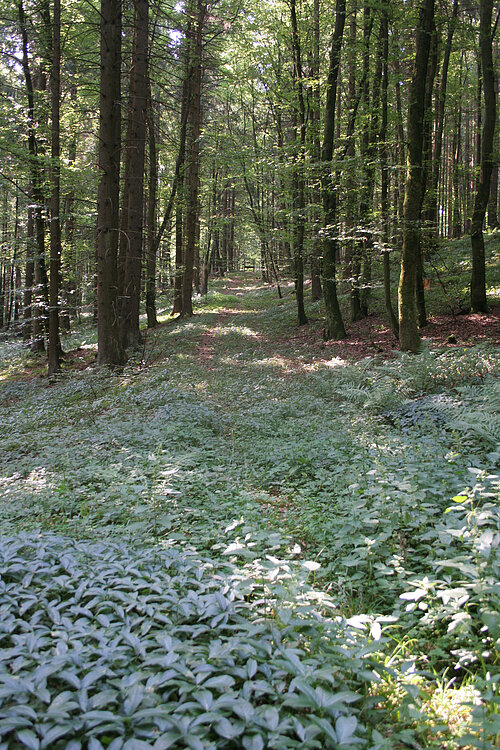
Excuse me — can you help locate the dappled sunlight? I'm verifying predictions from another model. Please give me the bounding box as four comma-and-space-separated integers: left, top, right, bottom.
305, 356, 349, 370
222, 351, 349, 376
252, 355, 301, 372
423, 680, 482, 736
1, 274, 500, 746
215, 324, 262, 339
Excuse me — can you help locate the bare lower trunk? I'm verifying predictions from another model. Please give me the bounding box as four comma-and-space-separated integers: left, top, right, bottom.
119, 0, 148, 348
471, 0, 496, 312
96, 0, 126, 367
398, 0, 435, 352
146, 98, 158, 328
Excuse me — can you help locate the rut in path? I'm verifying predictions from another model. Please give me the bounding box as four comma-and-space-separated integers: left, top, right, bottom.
194, 274, 253, 370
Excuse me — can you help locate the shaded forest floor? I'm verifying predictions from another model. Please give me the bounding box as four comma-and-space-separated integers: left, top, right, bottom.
1, 238, 500, 748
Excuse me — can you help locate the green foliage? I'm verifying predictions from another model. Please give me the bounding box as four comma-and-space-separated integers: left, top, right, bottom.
0, 534, 377, 749
1, 278, 500, 746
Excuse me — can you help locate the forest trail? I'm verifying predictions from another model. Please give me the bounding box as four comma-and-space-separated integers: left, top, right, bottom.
195, 276, 246, 369
194, 274, 267, 371
0, 275, 499, 745
193, 272, 500, 369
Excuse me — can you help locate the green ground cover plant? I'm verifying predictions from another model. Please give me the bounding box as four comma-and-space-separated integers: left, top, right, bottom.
1, 239, 500, 747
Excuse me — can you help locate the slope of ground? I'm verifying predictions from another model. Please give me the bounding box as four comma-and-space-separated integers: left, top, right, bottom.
0, 270, 499, 748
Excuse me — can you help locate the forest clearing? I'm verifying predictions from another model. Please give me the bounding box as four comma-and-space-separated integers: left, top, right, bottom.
1, 241, 500, 748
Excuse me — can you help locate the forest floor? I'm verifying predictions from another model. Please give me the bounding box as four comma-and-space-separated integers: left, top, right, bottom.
1, 240, 500, 748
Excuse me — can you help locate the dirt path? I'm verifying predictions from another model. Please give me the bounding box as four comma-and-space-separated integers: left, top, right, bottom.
195, 274, 250, 369
197, 274, 500, 377
196, 311, 232, 370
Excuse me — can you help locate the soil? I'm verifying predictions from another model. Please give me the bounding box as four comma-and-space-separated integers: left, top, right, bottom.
219, 274, 500, 365
10, 275, 500, 381
275, 306, 500, 364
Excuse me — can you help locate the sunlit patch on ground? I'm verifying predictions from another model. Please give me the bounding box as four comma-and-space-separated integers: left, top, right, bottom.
1, 269, 500, 745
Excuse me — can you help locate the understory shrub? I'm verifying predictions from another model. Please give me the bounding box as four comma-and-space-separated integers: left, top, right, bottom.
0, 534, 385, 749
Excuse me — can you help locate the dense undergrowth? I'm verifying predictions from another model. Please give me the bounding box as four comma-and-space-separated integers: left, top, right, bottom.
1, 238, 500, 748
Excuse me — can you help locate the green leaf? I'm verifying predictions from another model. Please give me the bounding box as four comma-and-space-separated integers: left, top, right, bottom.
16, 732, 40, 750
335, 716, 358, 744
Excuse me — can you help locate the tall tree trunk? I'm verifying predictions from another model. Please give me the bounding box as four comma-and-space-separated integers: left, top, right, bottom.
321, 0, 347, 341
181, 0, 206, 317
63, 83, 79, 331
310, 0, 322, 300
172, 189, 184, 314
379, 6, 398, 336
146, 97, 158, 328
415, 19, 438, 329
398, 0, 435, 352
359, 3, 374, 318
119, 0, 149, 348
489, 164, 499, 228
48, 0, 61, 375
19, 0, 47, 352
426, 0, 459, 235
96, 0, 126, 366
345, 3, 361, 322
452, 102, 462, 237
290, 0, 308, 326
171, 26, 192, 316
23, 206, 34, 342
470, 0, 496, 312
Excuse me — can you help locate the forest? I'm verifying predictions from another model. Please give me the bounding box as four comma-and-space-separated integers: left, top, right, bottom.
0, 0, 499, 745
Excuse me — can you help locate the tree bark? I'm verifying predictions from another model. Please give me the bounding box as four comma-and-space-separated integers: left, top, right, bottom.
321, 0, 347, 341
310, 0, 322, 300
290, 0, 308, 326
415, 20, 438, 329
470, 0, 496, 312
359, 4, 374, 318
23, 206, 34, 342
96, 0, 126, 366
398, 0, 435, 352
181, 0, 206, 317
146, 97, 158, 328
48, 0, 61, 375
18, 0, 47, 353
118, 0, 149, 348
171, 25, 192, 316
379, 6, 398, 336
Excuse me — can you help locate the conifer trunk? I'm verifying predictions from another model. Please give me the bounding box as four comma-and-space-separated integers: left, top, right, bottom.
181, 0, 206, 317
321, 0, 346, 341
96, 0, 126, 366
398, 0, 435, 352
470, 0, 496, 312
118, 0, 149, 348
